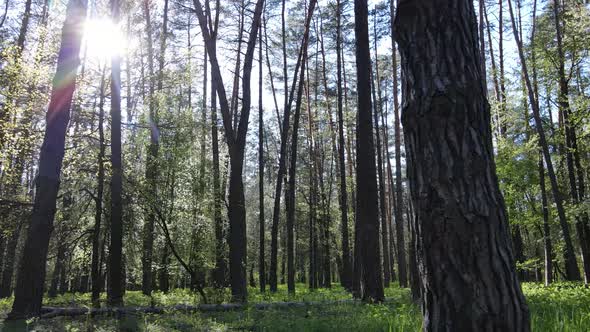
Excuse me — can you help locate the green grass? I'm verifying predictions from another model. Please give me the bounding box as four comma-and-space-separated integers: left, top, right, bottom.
0, 282, 589, 331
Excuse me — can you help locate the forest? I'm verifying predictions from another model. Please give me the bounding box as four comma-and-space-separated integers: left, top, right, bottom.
0, 0, 589, 331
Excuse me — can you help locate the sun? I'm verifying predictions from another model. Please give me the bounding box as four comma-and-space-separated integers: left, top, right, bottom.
83, 18, 126, 61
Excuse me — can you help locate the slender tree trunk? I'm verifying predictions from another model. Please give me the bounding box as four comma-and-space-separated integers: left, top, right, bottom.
539, 151, 553, 285
142, 0, 157, 296
354, 0, 384, 303
91, 68, 107, 307
389, 0, 407, 288
108, 0, 124, 307
193, 0, 265, 302
394, 0, 530, 329
286, 48, 308, 294
498, 0, 507, 136
258, 13, 266, 293
552, 0, 590, 283
507, 0, 580, 281
0, 220, 23, 298
372, 12, 390, 288
269, 0, 316, 292
335, 0, 352, 292
8, 0, 87, 319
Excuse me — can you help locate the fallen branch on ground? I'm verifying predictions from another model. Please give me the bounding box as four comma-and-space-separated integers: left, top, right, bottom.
38, 298, 395, 319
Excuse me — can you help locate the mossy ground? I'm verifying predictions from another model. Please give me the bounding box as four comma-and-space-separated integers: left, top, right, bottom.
0, 282, 588, 331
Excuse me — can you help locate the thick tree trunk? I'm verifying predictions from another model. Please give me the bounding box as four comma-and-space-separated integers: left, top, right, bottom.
8, 0, 87, 319
354, 0, 384, 303
394, 0, 530, 330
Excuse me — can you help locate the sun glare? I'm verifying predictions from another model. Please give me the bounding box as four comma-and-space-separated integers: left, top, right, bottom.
83, 18, 126, 61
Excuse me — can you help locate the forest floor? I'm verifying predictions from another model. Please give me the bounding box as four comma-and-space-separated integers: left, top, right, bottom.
0, 282, 588, 331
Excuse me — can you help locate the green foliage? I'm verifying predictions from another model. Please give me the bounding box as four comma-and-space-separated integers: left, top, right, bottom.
1, 283, 590, 331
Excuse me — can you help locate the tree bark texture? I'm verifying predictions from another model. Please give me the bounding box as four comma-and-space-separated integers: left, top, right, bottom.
394, 0, 530, 330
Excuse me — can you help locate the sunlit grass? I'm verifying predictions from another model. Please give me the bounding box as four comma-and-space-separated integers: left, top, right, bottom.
1, 282, 589, 331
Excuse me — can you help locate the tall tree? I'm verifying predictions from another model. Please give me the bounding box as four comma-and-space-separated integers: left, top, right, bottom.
91, 68, 107, 306
389, 0, 407, 288
353, 0, 383, 303
193, 0, 265, 302
141, 0, 158, 296
507, 0, 580, 281
258, 9, 266, 293
393, 0, 530, 329
108, 0, 124, 306
336, 0, 352, 291
7, 0, 88, 318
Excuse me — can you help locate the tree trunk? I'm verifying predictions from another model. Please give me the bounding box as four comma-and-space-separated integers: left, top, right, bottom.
538, 151, 553, 286
506, 0, 580, 281
91, 68, 107, 307
552, 0, 590, 283
354, 0, 384, 303
390, 0, 408, 289
193, 0, 265, 302
0, 220, 23, 298
269, 0, 316, 292
371, 14, 390, 288
8, 0, 87, 319
394, 0, 530, 330
336, 0, 352, 292
258, 14, 266, 293
141, 0, 157, 296
108, 0, 124, 307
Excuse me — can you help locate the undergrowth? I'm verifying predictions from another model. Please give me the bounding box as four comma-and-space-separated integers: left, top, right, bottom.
0, 282, 588, 331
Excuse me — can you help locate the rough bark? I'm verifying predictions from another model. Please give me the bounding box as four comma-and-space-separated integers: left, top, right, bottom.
394, 0, 530, 330
7, 0, 87, 319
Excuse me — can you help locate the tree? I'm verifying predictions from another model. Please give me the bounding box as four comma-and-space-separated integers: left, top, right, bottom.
192, 0, 265, 302
258, 8, 266, 293
393, 0, 530, 329
506, 0, 580, 281
389, 0, 407, 288
108, 0, 124, 306
336, 0, 352, 291
353, 0, 383, 303
8, 0, 88, 319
